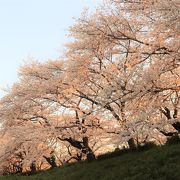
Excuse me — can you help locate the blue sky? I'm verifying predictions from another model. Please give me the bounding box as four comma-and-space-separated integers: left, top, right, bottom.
0, 0, 101, 97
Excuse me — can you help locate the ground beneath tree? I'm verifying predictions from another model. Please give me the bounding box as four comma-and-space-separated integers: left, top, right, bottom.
1, 143, 180, 180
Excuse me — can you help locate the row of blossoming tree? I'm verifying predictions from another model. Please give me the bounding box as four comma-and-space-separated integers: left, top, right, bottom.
0, 0, 179, 175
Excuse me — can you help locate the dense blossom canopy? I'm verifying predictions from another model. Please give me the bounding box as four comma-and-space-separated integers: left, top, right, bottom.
0, 0, 179, 175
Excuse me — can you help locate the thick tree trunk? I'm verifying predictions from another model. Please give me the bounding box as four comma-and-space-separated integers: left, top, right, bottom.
82, 137, 96, 161
43, 155, 57, 169
128, 138, 137, 150
81, 148, 96, 161
59, 136, 95, 161
86, 151, 96, 161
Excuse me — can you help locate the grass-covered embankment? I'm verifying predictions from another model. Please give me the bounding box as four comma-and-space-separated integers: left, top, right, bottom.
1, 143, 180, 180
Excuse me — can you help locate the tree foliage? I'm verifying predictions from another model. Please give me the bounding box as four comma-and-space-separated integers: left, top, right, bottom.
0, 0, 179, 175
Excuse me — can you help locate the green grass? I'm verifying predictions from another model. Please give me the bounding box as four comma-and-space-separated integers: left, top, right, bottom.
1, 143, 180, 180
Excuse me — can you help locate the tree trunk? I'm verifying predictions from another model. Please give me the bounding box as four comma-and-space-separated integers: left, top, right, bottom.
172, 122, 180, 133
30, 160, 36, 174
86, 151, 96, 161
43, 155, 57, 169
160, 107, 180, 133
128, 138, 137, 150
82, 137, 96, 161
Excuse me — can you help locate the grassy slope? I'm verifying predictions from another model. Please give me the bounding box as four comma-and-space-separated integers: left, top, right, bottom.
1, 143, 180, 180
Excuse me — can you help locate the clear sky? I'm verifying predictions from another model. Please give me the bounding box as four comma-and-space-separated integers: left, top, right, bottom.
0, 0, 101, 97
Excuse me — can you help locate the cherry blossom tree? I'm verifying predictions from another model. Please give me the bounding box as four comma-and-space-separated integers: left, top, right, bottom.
0, 0, 179, 174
